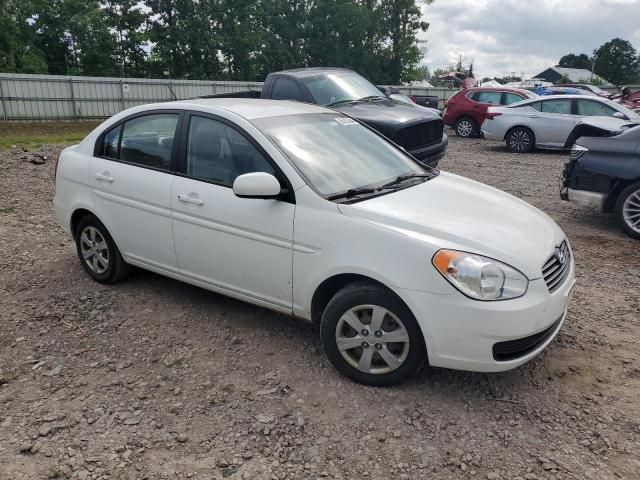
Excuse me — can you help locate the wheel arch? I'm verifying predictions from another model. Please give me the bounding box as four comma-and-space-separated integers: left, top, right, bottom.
504, 124, 536, 144
606, 177, 640, 213
310, 274, 408, 327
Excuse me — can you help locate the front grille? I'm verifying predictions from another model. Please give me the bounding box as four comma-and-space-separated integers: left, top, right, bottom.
542, 241, 571, 293
492, 315, 563, 361
396, 120, 443, 151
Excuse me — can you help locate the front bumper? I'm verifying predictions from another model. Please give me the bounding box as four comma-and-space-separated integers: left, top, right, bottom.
410, 134, 448, 168
395, 259, 575, 372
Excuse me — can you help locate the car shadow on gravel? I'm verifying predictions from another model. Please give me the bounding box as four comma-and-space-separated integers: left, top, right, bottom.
121, 267, 540, 400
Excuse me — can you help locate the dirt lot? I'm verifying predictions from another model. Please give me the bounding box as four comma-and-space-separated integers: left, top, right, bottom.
1, 131, 639, 480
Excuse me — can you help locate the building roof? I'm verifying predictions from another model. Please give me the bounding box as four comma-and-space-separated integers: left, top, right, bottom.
535, 67, 610, 85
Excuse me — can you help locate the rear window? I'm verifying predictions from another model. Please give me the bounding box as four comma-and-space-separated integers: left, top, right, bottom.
96, 113, 179, 170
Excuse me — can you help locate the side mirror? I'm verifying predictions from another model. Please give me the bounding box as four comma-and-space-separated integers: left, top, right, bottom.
232, 172, 282, 199
612, 111, 627, 120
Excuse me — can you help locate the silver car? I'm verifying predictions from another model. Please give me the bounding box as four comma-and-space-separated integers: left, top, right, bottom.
481, 95, 640, 153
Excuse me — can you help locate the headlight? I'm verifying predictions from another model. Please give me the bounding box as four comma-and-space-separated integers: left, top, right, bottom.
432, 250, 528, 301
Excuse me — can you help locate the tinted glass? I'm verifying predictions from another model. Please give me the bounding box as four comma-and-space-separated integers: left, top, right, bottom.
475, 92, 502, 104
120, 114, 179, 169
254, 113, 426, 197
541, 99, 572, 114
302, 72, 384, 106
577, 100, 616, 116
272, 78, 305, 101
101, 125, 121, 158
503, 92, 525, 105
187, 116, 275, 187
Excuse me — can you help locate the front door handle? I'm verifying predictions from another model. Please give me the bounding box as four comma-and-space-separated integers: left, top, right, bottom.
95, 172, 114, 183
178, 194, 204, 206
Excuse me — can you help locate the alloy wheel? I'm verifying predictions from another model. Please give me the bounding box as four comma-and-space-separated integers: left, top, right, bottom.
622, 189, 640, 234
79, 226, 110, 274
509, 129, 532, 152
334, 305, 410, 375
457, 120, 473, 137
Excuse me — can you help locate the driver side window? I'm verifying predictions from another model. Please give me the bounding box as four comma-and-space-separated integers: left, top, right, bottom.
186, 116, 275, 187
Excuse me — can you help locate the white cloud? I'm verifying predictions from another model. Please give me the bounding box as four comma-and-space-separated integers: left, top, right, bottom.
419, 0, 640, 79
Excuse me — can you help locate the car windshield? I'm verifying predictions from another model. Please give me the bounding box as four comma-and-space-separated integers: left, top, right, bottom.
253, 113, 431, 198
302, 72, 385, 106
589, 85, 605, 94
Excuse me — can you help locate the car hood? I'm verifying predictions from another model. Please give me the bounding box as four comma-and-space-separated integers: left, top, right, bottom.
338, 172, 566, 279
333, 98, 441, 134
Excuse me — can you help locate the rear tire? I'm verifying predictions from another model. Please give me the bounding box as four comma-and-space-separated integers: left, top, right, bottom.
506, 126, 535, 153
615, 182, 640, 240
320, 282, 427, 386
455, 117, 476, 138
74, 215, 131, 283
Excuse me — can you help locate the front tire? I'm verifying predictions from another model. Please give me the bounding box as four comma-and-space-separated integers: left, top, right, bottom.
74, 215, 131, 283
615, 182, 640, 240
506, 126, 535, 153
455, 117, 476, 138
320, 282, 427, 386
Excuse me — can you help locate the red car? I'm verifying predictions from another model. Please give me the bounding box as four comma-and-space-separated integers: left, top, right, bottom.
444, 87, 537, 137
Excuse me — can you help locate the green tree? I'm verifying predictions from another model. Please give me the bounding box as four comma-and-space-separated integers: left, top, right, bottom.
103, 0, 148, 77
558, 53, 592, 70
594, 38, 640, 85
0, 0, 48, 73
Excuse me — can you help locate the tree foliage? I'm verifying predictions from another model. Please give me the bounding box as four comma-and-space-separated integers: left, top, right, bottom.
558, 38, 640, 85
0, 0, 434, 83
594, 38, 640, 85
558, 53, 591, 70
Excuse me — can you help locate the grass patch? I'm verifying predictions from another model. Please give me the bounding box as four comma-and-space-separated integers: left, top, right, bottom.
0, 207, 16, 214
0, 121, 100, 151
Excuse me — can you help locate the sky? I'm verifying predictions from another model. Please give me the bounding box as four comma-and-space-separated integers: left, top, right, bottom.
419, 0, 640, 79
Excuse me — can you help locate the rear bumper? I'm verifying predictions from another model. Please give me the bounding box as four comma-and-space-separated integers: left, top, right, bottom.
410, 134, 448, 168
480, 128, 502, 141
565, 188, 607, 211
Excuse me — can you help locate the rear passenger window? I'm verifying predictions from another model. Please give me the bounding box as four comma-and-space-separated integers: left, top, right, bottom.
186, 116, 275, 187
503, 93, 524, 105
475, 92, 502, 104
272, 78, 305, 101
100, 125, 121, 158
541, 99, 572, 114
119, 114, 179, 170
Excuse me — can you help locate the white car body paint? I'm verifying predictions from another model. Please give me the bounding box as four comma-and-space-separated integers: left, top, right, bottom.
54, 98, 575, 373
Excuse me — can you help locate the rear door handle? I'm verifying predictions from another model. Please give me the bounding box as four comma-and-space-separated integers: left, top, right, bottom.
95, 172, 114, 183
530, 115, 540, 118
178, 194, 204, 206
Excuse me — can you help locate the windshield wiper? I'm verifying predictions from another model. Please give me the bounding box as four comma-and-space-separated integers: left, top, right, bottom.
326, 99, 358, 107
379, 173, 433, 190
357, 95, 386, 102
326, 187, 377, 201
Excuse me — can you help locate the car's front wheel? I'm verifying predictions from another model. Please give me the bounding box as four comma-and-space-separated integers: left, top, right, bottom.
320, 282, 427, 386
455, 117, 476, 138
74, 214, 131, 283
616, 182, 640, 240
506, 126, 535, 153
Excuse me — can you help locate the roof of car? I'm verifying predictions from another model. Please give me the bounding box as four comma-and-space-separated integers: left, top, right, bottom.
177, 98, 330, 119
272, 67, 355, 78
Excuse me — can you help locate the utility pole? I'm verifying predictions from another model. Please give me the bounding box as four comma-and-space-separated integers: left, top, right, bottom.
591, 52, 598, 83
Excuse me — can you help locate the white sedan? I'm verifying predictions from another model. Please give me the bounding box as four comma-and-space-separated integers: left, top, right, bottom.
481, 95, 640, 153
54, 99, 575, 386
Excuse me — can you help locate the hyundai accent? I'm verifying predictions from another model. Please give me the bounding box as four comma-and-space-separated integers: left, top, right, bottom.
54, 99, 575, 386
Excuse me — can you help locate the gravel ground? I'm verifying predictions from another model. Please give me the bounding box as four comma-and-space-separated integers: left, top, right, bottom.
1, 131, 639, 480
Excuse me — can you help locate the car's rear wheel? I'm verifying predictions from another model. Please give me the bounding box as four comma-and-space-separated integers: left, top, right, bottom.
455, 117, 476, 138
74, 215, 131, 283
506, 126, 535, 153
615, 182, 640, 240
320, 282, 426, 386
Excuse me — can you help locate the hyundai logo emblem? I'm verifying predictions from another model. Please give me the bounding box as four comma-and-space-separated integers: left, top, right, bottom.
555, 244, 567, 265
